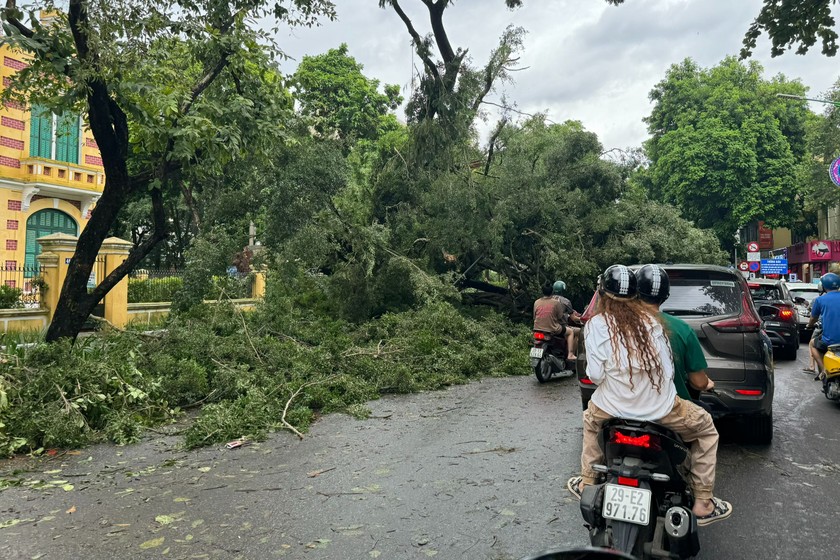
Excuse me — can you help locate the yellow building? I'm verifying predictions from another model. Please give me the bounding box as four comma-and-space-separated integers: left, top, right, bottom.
0, 43, 104, 293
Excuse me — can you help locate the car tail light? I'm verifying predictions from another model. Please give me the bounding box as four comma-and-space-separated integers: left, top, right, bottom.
611, 431, 661, 450
710, 290, 761, 333
735, 389, 763, 396
580, 377, 594, 385
776, 306, 795, 321
618, 476, 640, 487
533, 332, 546, 341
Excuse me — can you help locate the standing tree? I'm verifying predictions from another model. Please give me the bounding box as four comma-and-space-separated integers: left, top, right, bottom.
292, 44, 403, 143
0, 0, 335, 341
641, 57, 809, 248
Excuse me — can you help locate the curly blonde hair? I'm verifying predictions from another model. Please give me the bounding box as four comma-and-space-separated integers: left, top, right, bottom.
595, 294, 668, 392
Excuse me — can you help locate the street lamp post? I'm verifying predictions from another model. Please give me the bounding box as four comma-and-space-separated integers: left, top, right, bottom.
776, 93, 840, 107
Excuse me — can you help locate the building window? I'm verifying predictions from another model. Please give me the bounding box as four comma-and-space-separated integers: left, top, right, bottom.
29, 105, 80, 164
24, 209, 77, 276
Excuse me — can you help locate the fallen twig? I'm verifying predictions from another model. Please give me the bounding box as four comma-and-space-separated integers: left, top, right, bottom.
281, 376, 337, 440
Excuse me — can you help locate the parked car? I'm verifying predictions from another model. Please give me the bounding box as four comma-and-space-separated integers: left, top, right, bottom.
787, 282, 821, 342
747, 278, 799, 360
576, 264, 775, 444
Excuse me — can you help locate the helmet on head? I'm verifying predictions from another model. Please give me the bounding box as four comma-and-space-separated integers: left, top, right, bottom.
636, 264, 670, 305
552, 280, 566, 295
600, 265, 637, 299
821, 272, 840, 292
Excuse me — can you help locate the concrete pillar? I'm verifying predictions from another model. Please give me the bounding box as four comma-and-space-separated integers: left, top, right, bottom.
99, 237, 133, 328
37, 233, 79, 322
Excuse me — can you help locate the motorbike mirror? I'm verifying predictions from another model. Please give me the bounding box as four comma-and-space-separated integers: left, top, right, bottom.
520, 548, 638, 560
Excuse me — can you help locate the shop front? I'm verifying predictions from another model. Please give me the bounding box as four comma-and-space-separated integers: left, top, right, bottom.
787, 240, 840, 283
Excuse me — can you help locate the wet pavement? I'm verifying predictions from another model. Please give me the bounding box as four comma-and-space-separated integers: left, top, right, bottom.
1, 352, 839, 559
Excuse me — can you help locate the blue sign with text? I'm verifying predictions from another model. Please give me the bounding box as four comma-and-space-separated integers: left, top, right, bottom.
760, 258, 788, 275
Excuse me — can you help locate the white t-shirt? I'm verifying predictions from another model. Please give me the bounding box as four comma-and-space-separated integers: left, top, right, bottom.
585, 313, 676, 420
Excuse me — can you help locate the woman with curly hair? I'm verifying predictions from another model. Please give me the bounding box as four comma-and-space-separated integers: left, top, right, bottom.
567, 265, 731, 525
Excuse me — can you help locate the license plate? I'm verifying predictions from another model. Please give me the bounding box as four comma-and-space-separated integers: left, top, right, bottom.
602, 483, 651, 526
529, 347, 544, 359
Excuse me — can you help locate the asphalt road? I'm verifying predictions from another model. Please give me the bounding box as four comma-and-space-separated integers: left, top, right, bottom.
1, 352, 839, 559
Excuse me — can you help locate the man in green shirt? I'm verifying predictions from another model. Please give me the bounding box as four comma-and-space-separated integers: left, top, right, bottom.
635, 265, 715, 397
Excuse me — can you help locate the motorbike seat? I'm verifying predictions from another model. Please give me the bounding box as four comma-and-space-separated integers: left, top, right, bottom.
828, 344, 840, 353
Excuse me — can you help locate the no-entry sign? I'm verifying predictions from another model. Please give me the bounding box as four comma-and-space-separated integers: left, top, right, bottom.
738, 261, 749, 271
747, 241, 760, 253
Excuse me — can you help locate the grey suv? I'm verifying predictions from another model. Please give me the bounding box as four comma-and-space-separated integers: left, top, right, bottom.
575, 264, 775, 444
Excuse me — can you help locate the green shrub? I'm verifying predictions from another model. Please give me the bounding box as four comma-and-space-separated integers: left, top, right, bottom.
0, 285, 22, 309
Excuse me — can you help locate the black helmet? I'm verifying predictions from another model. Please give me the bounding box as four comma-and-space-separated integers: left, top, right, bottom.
600, 265, 637, 298
636, 264, 670, 305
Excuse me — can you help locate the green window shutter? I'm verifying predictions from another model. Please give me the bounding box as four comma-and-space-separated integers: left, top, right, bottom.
24, 210, 79, 277
38, 109, 52, 158
29, 105, 46, 158
55, 113, 77, 163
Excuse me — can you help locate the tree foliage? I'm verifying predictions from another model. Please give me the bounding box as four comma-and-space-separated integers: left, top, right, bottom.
642, 57, 808, 247
798, 79, 840, 215
0, 0, 335, 341
292, 44, 402, 142
741, 0, 838, 58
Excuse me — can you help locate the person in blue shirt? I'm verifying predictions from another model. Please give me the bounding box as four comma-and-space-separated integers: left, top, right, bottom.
807, 273, 840, 379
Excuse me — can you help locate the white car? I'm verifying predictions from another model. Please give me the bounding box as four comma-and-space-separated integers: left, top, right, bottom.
787, 282, 821, 341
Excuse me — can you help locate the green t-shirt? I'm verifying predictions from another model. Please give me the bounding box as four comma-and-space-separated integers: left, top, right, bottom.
659, 313, 708, 400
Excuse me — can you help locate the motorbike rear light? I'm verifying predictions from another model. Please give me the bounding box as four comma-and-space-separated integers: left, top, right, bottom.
617, 476, 640, 487
533, 332, 546, 341
735, 389, 763, 396
710, 290, 761, 333
611, 431, 661, 450
580, 377, 594, 385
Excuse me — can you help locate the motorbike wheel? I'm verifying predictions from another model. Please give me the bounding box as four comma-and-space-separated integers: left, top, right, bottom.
534, 359, 551, 383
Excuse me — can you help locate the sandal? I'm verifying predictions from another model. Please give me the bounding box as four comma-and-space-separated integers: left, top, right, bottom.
803, 367, 816, 374
696, 497, 733, 526
567, 476, 583, 500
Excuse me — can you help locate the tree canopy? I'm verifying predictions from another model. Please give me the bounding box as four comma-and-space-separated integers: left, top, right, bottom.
641, 57, 809, 247
741, 0, 838, 58
292, 44, 402, 142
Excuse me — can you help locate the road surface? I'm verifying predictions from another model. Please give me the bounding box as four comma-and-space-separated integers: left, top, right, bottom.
1, 353, 838, 559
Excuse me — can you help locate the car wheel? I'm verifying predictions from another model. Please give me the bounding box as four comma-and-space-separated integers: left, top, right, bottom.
742, 413, 773, 444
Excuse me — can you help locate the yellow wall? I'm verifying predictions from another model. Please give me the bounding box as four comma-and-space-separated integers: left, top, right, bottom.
0, 43, 105, 279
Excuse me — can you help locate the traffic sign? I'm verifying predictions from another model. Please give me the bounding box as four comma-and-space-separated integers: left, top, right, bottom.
830, 157, 840, 187
738, 261, 749, 271
747, 241, 759, 252
747, 251, 761, 262
748, 261, 760, 273
761, 258, 788, 275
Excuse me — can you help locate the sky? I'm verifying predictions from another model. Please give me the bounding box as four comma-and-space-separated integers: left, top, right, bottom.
272, 0, 840, 151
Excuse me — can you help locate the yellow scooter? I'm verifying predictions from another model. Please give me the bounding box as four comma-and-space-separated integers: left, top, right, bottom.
822, 345, 840, 401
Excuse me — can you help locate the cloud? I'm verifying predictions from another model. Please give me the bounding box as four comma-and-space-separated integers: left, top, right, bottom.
271, 0, 840, 150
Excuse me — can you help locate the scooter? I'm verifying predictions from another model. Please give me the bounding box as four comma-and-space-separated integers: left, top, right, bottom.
578, 419, 701, 559
531, 330, 575, 383
821, 344, 840, 401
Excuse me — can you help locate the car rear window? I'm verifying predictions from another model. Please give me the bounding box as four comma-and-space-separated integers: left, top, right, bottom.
660, 269, 742, 317
748, 284, 784, 301
789, 288, 819, 303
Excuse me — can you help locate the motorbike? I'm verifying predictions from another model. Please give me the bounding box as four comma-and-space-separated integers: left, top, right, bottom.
531, 329, 575, 383
821, 344, 840, 401
578, 418, 701, 559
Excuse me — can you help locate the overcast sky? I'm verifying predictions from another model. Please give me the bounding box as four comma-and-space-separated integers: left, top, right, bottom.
273, 0, 840, 150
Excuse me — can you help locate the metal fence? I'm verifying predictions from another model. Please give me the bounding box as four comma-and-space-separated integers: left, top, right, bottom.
128, 268, 185, 303
127, 268, 254, 303
0, 264, 43, 308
